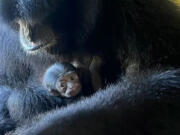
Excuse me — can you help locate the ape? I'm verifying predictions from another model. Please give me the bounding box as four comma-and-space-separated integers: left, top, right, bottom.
1, 0, 180, 85
43, 63, 93, 98
0, 0, 180, 135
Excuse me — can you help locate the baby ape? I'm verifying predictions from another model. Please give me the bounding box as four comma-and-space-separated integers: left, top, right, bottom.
43, 63, 82, 98
1, 0, 180, 135
43, 63, 93, 99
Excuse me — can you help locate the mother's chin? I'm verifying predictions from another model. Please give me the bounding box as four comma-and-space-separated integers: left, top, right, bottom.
20, 34, 57, 53
18, 20, 57, 53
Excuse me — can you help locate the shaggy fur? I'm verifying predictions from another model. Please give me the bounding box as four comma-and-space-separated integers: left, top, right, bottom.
0, 0, 180, 134
7, 69, 180, 135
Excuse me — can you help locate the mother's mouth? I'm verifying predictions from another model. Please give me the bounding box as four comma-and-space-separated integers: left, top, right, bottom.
20, 36, 57, 52
24, 43, 44, 51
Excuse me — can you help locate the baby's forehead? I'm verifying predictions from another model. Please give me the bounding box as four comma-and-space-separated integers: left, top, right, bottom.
61, 72, 78, 80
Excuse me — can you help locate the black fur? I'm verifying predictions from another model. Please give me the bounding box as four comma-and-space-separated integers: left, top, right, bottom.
1, 0, 180, 83
0, 0, 180, 135
7, 69, 180, 135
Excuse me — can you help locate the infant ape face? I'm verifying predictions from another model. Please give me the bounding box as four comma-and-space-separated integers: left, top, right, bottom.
55, 71, 82, 97
43, 63, 82, 98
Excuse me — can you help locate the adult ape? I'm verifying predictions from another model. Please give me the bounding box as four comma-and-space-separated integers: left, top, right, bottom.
1, 0, 180, 135
1, 0, 180, 81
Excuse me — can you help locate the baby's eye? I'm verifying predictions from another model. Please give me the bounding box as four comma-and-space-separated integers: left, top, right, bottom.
70, 76, 74, 81
61, 83, 65, 87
